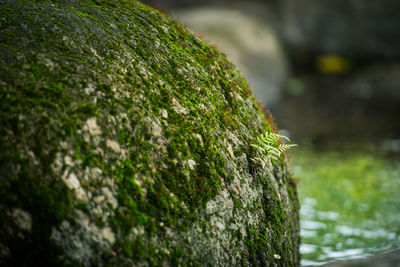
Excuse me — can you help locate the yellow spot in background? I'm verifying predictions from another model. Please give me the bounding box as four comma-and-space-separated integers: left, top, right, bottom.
315, 55, 351, 74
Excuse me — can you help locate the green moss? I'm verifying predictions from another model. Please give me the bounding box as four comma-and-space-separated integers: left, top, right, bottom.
0, 0, 299, 265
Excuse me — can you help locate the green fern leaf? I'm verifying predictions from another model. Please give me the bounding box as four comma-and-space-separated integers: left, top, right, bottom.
251, 131, 297, 165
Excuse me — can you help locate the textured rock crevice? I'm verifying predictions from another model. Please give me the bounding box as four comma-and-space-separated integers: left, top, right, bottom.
0, 0, 299, 265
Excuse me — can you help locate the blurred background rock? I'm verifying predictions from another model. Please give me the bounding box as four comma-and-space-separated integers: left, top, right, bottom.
142, 0, 400, 147
175, 7, 287, 107
140, 0, 400, 266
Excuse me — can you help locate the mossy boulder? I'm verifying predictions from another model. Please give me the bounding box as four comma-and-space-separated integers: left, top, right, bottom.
0, 0, 299, 266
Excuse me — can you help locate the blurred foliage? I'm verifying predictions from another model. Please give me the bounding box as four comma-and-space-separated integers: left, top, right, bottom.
285, 78, 305, 96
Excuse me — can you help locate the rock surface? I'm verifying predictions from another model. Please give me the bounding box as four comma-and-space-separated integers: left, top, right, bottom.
0, 0, 299, 266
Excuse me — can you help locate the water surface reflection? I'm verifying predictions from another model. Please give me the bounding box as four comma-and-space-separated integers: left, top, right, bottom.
291, 148, 400, 266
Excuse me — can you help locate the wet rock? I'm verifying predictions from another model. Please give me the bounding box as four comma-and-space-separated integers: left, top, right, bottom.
0, 0, 299, 266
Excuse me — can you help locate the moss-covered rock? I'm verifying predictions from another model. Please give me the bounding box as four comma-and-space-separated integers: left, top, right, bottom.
0, 0, 299, 265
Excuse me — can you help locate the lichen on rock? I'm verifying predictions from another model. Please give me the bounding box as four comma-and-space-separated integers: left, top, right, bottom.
0, 0, 299, 266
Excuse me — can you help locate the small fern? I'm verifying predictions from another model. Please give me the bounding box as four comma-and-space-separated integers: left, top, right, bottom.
251, 132, 297, 166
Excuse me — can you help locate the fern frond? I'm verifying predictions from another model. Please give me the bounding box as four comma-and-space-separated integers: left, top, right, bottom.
261, 144, 280, 154
269, 155, 279, 161
250, 143, 265, 152
266, 146, 281, 157
278, 143, 298, 152
250, 131, 297, 165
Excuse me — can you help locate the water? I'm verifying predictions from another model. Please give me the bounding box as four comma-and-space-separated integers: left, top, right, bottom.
291, 148, 400, 266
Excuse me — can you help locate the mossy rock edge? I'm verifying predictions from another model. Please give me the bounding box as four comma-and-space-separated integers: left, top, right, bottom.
0, 0, 300, 265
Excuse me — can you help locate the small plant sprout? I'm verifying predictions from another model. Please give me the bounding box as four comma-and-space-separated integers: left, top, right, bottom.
251, 132, 297, 167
